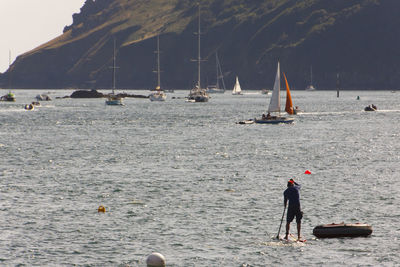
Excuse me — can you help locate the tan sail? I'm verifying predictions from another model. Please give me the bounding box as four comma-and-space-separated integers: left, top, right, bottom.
283, 72, 294, 115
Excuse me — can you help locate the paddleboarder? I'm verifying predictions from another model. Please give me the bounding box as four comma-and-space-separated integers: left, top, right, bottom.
283, 179, 303, 240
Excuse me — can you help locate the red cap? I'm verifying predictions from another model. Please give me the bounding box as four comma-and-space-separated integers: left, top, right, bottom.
288, 179, 294, 185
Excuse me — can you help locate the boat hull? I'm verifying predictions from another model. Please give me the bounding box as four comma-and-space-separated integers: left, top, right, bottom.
105, 99, 124, 105
313, 223, 372, 238
254, 117, 294, 124
194, 96, 208, 102
188, 87, 209, 103
236, 120, 254, 124
364, 106, 377, 111
188, 96, 209, 102
207, 88, 225, 94
149, 93, 166, 101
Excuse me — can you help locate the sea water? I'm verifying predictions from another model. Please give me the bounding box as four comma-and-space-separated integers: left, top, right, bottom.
0, 89, 399, 266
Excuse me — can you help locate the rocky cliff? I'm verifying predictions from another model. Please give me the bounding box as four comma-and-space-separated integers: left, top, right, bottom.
1, 0, 399, 90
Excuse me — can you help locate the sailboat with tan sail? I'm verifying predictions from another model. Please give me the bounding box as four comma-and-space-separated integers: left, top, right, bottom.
254, 61, 294, 124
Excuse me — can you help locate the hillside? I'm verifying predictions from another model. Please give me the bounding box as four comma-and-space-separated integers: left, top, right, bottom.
1, 0, 399, 90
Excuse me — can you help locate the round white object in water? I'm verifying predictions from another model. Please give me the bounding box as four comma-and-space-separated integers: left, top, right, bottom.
146, 252, 166, 267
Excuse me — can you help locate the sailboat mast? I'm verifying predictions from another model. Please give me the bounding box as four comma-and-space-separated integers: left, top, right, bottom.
216, 51, 226, 90
156, 35, 161, 89
197, 4, 201, 89
8, 50, 11, 90
215, 52, 219, 88
336, 72, 340, 98
112, 38, 116, 94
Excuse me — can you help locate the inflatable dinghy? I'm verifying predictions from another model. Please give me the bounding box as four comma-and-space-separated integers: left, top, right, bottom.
313, 223, 372, 238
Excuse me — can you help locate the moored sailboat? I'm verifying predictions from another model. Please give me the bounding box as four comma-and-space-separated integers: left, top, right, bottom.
187, 4, 209, 103
105, 39, 124, 106
149, 35, 166, 101
207, 51, 226, 94
254, 62, 294, 124
0, 51, 16, 102
305, 65, 316, 91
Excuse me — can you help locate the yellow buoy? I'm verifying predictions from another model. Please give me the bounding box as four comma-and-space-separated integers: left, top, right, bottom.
98, 205, 106, 213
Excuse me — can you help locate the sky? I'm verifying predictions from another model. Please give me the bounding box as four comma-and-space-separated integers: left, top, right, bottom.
0, 0, 86, 72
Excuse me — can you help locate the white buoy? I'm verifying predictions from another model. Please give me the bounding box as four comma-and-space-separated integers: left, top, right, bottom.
146, 252, 166, 267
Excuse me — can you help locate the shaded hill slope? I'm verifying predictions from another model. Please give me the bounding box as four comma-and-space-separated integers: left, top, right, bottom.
1, 0, 399, 90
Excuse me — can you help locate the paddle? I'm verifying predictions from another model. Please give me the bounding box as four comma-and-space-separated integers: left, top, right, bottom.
276, 205, 286, 239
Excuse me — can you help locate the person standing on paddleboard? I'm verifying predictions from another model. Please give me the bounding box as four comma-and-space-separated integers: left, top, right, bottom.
284, 179, 303, 240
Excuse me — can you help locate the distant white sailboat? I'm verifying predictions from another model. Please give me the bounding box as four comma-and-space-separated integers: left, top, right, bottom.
149, 35, 166, 101
305, 65, 316, 91
187, 4, 209, 103
232, 76, 242, 95
105, 39, 124, 106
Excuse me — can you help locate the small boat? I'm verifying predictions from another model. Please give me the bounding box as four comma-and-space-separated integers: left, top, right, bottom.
207, 51, 226, 94
31, 101, 41, 106
261, 89, 269, 95
313, 223, 372, 238
0, 92, 16, 102
187, 5, 209, 103
149, 35, 166, 102
149, 88, 166, 101
236, 119, 254, 125
187, 86, 209, 102
105, 39, 124, 106
35, 94, 51, 101
305, 85, 316, 91
254, 62, 294, 124
254, 116, 294, 124
24, 103, 34, 110
364, 104, 377, 111
232, 76, 242, 95
305, 66, 316, 91
105, 94, 124, 105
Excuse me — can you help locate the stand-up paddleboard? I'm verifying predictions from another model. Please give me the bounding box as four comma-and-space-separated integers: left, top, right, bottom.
264, 234, 306, 247
279, 234, 306, 243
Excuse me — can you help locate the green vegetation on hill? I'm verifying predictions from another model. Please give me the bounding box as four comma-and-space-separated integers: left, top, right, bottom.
1, 0, 399, 89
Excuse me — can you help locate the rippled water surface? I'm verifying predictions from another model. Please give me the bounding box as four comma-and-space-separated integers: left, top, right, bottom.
1, 89, 399, 266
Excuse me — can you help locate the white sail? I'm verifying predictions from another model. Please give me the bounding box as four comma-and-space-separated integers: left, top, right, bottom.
268, 62, 280, 113
232, 76, 242, 94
